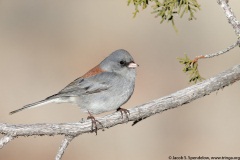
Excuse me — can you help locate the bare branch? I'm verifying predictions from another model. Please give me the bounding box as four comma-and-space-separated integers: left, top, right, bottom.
193, 39, 240, 62
205, 39, 240, 58
179, 1, 240, 84
192, 0, 240, 62
0, 64, 240, 137
217, 0, 240, 36
55, 136, 75, 160
0, 135, 14, 149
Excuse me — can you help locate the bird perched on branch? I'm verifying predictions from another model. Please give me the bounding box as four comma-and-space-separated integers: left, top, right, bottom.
10, 49, 138, 134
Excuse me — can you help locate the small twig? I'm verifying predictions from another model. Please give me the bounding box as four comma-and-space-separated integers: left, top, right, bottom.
55, 136, 75, 160
193, 40, 240, 63
192, 55, 205, 63
0, 135, 14, 149
204, 40, 240, 58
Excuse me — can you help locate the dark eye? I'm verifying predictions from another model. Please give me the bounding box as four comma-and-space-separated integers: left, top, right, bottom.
119, 60, 126, 66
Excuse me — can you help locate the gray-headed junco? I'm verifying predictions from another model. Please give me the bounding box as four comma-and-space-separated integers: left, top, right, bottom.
10, 49, 138, 134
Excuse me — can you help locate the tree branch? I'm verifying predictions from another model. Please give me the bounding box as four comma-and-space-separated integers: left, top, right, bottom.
178, 0, 240, 84
0, 135, 14, 149
217, 0, 240, 37
55, 136, 75, 160
1, 64, 240, 138
193, 0, 240, 62
193, 39, 240, 62
205, 39, 240, 58
0, 63, 240, 160
194, 0, 240, 61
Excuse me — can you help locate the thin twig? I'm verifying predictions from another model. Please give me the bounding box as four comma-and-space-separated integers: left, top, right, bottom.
55, 136, 75, 160
193, 40, 240, 62
0, 135, 14, 149
192, 0, 240, 63
204, 40, 240, 58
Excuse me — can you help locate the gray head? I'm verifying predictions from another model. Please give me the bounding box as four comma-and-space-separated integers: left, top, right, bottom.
99, 49, 138, 77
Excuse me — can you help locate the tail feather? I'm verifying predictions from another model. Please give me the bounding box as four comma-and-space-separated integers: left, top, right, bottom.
9, 98, 56, 115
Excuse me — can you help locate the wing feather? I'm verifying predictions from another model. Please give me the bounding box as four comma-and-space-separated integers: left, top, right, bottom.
54, 72, 116, 98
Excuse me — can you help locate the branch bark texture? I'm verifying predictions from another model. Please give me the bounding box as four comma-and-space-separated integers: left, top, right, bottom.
55, 136, 74, 160
0, 135, 14, 149
217, 0, 240, 36
204, 40, 240, 59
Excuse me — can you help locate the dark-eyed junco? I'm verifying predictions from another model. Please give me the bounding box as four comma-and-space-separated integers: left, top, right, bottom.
10, 49, 138, 134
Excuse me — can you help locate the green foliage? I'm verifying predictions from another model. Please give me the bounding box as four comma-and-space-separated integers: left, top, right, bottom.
178, 54, 204, 83
127, 0, 201, 31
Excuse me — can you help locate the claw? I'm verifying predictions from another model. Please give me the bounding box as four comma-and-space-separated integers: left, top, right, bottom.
117, 108, 130, 120
87, 112, 103, 135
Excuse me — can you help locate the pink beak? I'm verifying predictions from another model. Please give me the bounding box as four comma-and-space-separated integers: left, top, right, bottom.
128, 62, 139, 68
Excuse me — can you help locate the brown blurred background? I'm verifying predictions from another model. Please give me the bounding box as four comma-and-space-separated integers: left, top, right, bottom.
0, 0, 240, 159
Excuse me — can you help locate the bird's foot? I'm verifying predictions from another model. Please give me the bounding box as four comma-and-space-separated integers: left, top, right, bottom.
87, 114, 103, 135
117, 108, 130, 120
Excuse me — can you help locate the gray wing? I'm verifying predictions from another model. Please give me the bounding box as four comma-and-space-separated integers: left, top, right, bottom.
9, 72, 118, 115
54, 72, 117, 98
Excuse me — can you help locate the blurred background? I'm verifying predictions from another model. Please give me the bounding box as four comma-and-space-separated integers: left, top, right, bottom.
0, 0, 240, 159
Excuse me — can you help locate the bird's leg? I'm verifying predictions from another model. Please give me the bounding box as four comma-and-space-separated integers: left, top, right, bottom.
87, 111, 103, 135
117, 108, 130, 120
